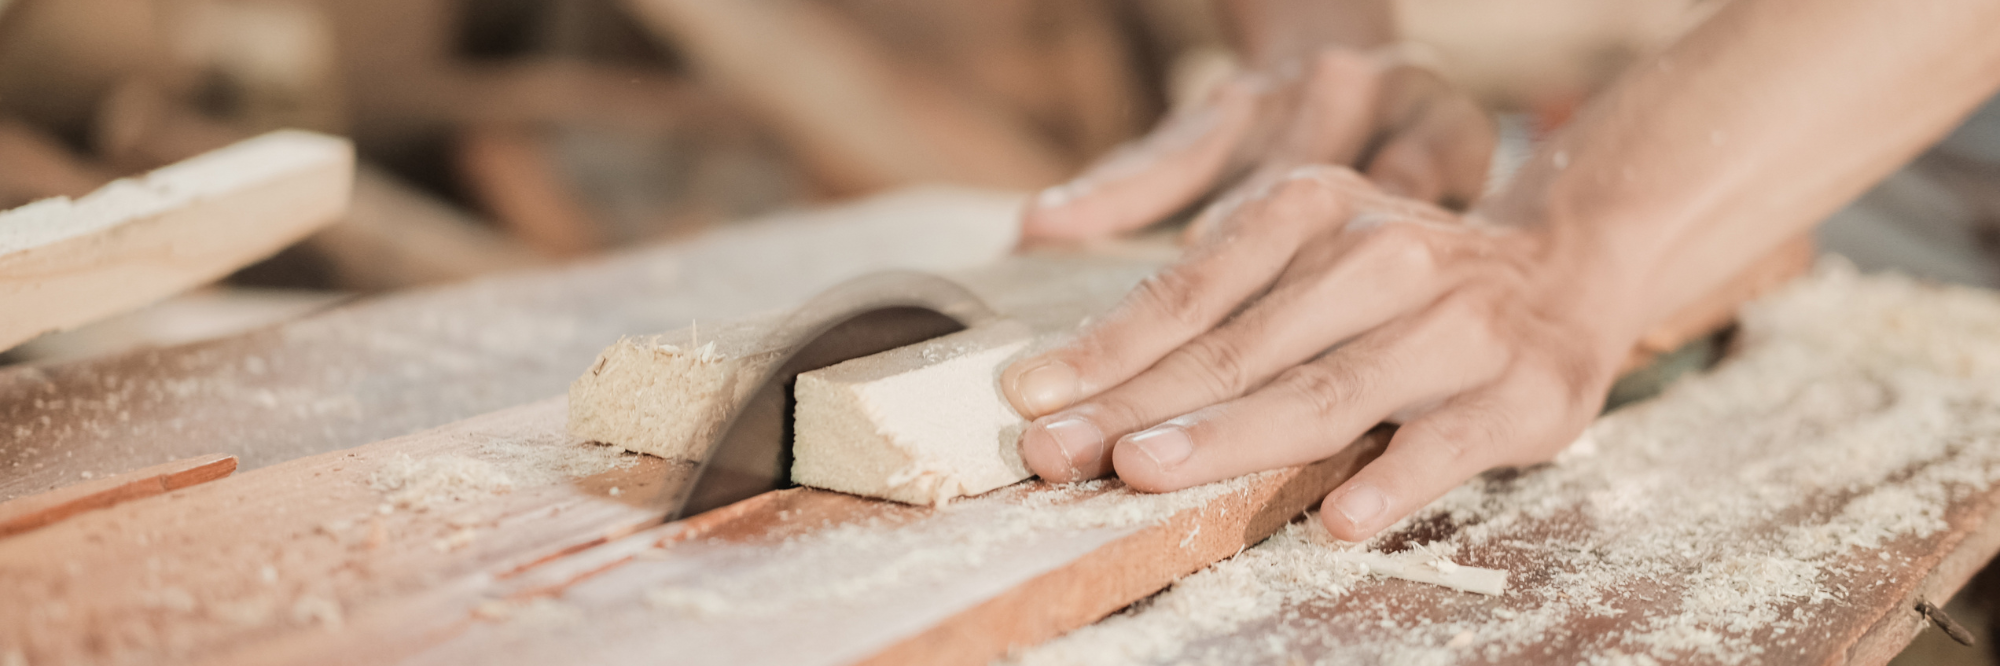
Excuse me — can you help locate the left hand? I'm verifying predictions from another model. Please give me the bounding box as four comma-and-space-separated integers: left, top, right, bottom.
1001, 165, 1640, 541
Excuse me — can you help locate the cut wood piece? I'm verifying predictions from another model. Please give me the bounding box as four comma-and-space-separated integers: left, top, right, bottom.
0, 453, 235, 538
566, 314, 785, 462
0, 129, 353, 351
93, 85, 546, 290
793, 320, 1036, 506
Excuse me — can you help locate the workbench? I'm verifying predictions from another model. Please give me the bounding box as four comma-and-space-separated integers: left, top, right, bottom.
2, 188, 1997, 665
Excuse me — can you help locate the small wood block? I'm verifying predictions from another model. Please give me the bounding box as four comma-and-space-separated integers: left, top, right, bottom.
0, 130, 353, 350
0, 453, 236, 538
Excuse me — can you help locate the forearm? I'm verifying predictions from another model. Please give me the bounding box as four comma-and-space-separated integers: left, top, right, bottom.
1483, 0, 2000, 346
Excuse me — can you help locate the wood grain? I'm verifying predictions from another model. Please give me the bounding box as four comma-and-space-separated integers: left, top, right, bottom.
0, 399, 681, 666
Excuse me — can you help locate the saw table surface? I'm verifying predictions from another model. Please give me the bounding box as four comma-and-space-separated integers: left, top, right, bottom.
2, 190, 1998, 665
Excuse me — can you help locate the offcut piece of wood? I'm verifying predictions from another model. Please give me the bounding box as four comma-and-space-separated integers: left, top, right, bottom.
792, 320, 1038, 506
620, 0, 1069, 193
93, 84, 546, 290
566, 313, 788, 462
0, 453, 234, 538
0, 129, 353, 351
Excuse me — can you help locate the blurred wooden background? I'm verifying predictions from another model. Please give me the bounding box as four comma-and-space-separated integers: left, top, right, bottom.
0, 0, 1705, 360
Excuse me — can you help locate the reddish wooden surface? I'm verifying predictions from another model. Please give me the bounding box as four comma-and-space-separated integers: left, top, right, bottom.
0, 453, 235, 538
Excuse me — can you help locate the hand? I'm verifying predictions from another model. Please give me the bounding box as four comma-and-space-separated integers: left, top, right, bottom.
1021, 47, 1496, 243
1001, 166, 1639, 541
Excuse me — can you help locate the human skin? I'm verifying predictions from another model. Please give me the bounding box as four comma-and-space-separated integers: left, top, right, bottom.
1018, 0, 1494, 243
1003, 0, 2000, 541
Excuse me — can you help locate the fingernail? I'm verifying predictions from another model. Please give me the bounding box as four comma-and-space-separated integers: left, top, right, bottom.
1014, 360, 1079, 416
1041, 417, 1104, 474
1331, 484, 1388, 528
1126, 426, 1194, 469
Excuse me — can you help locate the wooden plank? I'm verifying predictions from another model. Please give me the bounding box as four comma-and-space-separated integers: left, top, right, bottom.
0, 453, 234, 538
0, 398, 679, 666
0, 187, 1023, 502
1007, 264, 2000, 665
404, 438, 1384, 666
0, 130, 353, 351
94, 84, 547, 291
0, 188, 1822, 664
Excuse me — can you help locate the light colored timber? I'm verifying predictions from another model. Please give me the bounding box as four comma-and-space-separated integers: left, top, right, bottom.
792, 320, 1037, 506
0, 129, 352, 351
566, 314, 787, 462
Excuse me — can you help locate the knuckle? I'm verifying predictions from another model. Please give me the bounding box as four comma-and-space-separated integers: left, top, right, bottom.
1171, 337, 1254, 397
1279, 362, 1368, 420
1412, 412, 1507, 467
1357, 221, 1440, 277
1132, 267, 1212, 329
1426, 290, 1504, 353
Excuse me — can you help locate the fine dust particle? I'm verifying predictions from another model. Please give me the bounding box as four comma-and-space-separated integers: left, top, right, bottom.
364, 430, 637, 510
641, 472, 1275, 619
291, 595, 344, 629
482, 598, 583, 627
369, 453, 517, 511
433, 527, 478, 553
1010, 260, 2000, 665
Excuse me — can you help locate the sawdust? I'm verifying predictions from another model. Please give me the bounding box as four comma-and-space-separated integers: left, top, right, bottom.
1010, 260, 2000, 665
643, 472, 1278, 619
366, 404, 637, 511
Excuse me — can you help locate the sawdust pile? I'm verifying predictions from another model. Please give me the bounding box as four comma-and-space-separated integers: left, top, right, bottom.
368, 402, 638, 511
1009, 259, 2000, 665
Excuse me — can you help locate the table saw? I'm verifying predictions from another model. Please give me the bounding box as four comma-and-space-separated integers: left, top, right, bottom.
3, 176, 1997, 666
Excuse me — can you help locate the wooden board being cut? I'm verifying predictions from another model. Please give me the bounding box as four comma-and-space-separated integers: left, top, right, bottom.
0, 186, 1025, 502
0, 398, 682, 666
0, 130, 353, 351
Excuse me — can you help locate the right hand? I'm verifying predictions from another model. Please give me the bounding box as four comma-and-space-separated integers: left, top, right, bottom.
1021, 47, 1497, 244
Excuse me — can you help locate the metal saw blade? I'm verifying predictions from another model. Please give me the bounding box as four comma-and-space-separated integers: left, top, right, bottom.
666, 270, 999, 521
